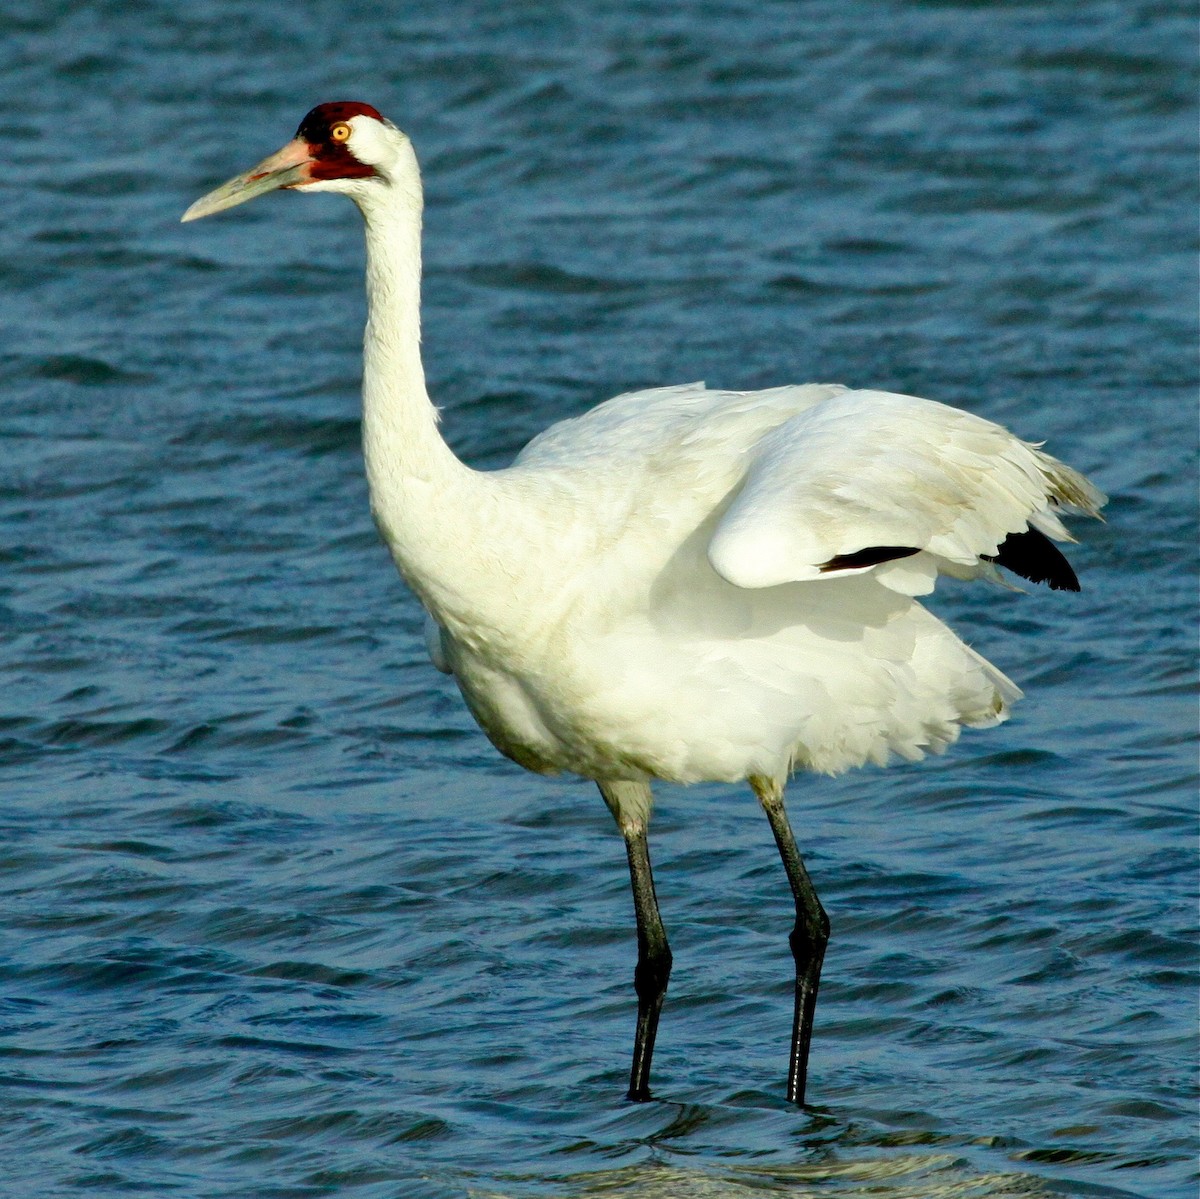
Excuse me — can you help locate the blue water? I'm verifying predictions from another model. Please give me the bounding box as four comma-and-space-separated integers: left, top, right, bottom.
1, 2, 1196, 1197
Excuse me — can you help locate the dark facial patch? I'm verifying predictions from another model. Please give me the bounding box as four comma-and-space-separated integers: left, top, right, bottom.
295, 101, 383, 181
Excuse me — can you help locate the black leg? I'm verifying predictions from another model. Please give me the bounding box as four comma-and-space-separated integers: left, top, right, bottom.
598, 781, 671, 1102
751, 776, 830, 1106
623, 820, 672, 1100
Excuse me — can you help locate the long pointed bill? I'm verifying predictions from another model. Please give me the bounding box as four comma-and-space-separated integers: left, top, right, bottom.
181, 138, 316, 222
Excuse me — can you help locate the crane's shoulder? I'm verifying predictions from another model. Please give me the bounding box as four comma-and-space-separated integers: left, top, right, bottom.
513, 380, 847, 470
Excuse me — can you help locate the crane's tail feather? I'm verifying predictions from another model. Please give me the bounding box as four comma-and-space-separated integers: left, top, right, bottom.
1036, 450, 1107, 521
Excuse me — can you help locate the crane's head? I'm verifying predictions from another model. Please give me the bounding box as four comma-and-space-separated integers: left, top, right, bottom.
182, 102, 406, 222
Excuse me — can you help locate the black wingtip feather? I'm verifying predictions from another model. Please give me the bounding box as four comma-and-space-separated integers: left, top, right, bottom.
819, 545, 922, 573
985, 527, 1080, 592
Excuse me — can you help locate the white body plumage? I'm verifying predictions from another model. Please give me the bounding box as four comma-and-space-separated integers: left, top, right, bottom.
281, 113, 1105, 801
413, 379, 1100, 787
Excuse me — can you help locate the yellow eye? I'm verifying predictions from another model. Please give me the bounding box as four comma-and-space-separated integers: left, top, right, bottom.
330, 122, 352, 143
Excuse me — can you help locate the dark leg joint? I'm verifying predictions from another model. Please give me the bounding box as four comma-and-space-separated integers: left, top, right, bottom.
634, 943, 672, 1001
628, 940, 671, 1102
784, 909, 829, 1107
789, 911, 830, 963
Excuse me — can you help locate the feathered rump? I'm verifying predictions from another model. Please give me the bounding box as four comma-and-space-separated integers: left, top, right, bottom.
588, 569, 1024, 784
728, 594, 1023, 780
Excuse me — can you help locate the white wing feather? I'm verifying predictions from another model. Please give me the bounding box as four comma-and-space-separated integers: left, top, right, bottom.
707, 390, 1105, 596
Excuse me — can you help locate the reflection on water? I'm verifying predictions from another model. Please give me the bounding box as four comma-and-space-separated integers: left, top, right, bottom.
487, 1154, 1059, 1199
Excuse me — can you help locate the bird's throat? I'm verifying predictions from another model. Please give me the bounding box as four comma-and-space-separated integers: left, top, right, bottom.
356, 182, 499, 632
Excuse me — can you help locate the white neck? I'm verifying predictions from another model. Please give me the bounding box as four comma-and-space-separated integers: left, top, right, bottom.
351, 144, 494, 625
